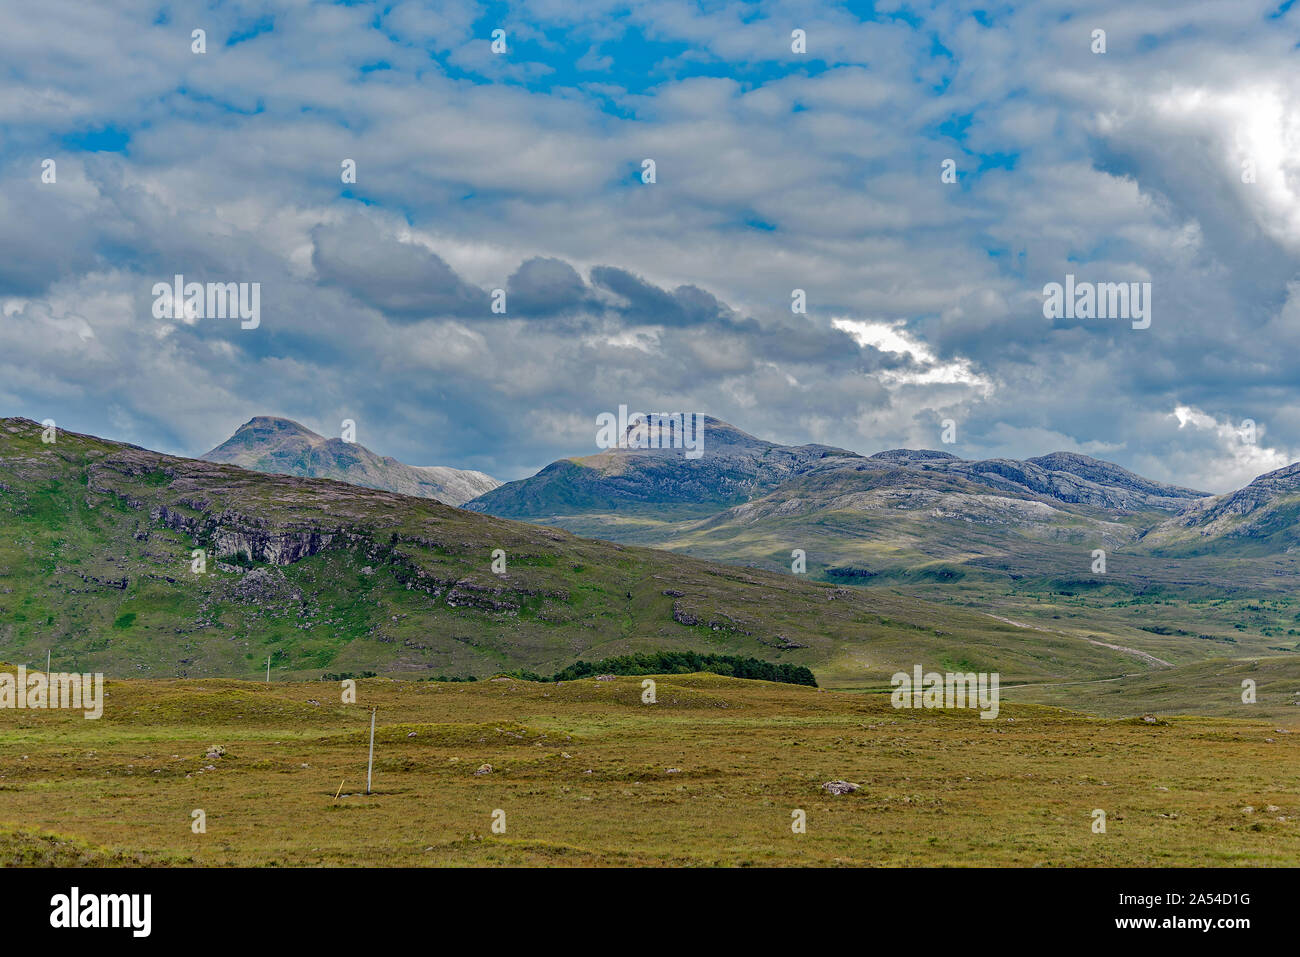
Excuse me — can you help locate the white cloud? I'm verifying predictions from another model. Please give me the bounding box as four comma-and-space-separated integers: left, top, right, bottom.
1171, 404, 1293, 491
831, 318, 993, 391
3, 0, 1300, 491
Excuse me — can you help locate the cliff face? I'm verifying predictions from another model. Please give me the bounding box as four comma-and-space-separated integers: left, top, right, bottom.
202, 416, 500, 506
150, 503, 343, 566
146, 500, 553, 613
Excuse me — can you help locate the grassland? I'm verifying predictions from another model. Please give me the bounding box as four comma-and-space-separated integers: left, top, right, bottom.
0, 668, 1296, 867
1002, 655, 1300, 721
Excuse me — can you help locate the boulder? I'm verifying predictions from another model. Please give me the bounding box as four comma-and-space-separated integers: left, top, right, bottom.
822, 780, 860, 795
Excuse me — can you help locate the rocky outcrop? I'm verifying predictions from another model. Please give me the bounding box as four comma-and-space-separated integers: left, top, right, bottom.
944, 453, 1208, 512
233, 567, 293, 603
1142, 461, 1300, 547
150, 504, 342, 565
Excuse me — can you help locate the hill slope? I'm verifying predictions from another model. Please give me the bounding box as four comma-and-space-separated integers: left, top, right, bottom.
650, 449, 1208, 574
204, 416, 499, 506
463, 420, 1218, 588
460, 419, 1300, 663
1142, 461, 1300, 555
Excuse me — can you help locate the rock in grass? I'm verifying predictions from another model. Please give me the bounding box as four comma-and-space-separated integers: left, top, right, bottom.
822, 780, 860, 795
475, 763, 493, 775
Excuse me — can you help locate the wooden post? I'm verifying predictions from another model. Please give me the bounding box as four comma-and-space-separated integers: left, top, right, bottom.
366, 708, 376, 795
266, 656, 271, 683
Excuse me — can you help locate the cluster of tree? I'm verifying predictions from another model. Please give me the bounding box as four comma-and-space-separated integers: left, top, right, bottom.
504, 651, 817, 688
321, 671, 377, 681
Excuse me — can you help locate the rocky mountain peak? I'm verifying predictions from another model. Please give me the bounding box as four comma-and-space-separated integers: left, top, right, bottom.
202, 416, 499, 507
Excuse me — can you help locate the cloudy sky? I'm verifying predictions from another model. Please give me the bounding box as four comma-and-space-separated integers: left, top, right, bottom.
4, 0, 1300, 491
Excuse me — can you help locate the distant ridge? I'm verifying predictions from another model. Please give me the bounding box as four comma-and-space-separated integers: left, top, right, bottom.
465, 414, 1211, 519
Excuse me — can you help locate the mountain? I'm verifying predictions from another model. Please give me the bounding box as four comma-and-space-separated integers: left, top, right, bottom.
466, 416, 1208, 523
459, 416, 1300, 655
1141, 461, 1300, 554
925, 451, 1209, 512
3, 416, 1296, 692
853, 446, 1208, 511
580, 446, 1217, 584
462, 416, 1212, 561
648, 449, 1220, 584
464, 416, 858, 519
203, 416, 499, 506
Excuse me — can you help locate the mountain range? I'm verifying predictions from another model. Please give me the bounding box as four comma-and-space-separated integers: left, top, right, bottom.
460, 417, 1300, 659
460, 417, 1262, 572
208, 412, 1300, 588
2, 413, 1297, 701
467, 423, 1210, 520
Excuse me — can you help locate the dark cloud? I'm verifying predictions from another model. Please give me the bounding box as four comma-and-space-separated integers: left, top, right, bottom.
506, 256, 589, 316
590, 266, 738, 326
312, 217, 488, 319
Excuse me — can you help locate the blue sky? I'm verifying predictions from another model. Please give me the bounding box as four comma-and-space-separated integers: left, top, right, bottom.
3, 0, 1300, 491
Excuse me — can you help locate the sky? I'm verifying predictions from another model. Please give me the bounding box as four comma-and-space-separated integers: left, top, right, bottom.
3, 0, 1300, 491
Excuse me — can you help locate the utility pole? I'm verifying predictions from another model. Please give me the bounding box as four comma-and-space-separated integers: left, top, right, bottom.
366, 708, 377, 795
266, 656, 271, 683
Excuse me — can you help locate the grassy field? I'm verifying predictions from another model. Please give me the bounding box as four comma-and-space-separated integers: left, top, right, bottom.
1002, 655, 1300, 721
1, 668, 1296, 867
